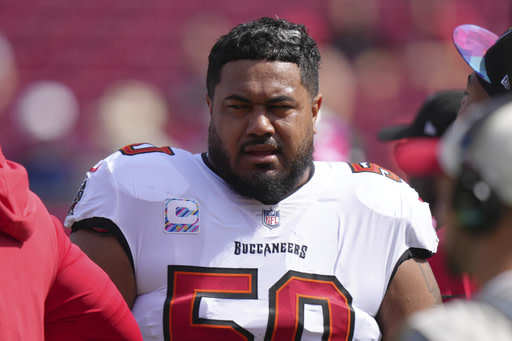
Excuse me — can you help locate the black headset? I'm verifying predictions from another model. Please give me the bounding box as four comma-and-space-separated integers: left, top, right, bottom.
452, 164, 502, 234
450, 95, 512, 234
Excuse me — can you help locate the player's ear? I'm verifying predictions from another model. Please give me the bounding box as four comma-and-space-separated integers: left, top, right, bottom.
205, 93, 213, 117
312, 94, 322, 134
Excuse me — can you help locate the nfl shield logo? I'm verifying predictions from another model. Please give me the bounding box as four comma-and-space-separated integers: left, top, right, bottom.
262, 208, 280, 229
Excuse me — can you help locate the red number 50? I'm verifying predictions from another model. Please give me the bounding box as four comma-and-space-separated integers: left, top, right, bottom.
164, 266, 354, 341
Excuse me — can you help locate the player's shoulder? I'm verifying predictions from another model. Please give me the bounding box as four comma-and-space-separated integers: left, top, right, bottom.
315, 160, 404, 187
88, 143, 197, 185
110, 143, 190, 162
100, 143, 192, 170
74, 143, 199, 204
314, 160, 420, 207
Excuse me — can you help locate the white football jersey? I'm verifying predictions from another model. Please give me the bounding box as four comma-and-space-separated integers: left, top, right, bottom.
65, 143, 438, 341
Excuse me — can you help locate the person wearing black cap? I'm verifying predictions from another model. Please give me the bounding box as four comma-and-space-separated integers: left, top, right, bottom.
378, 90, 478, 303
378, 90, 464, 221
452, 24, 512, 118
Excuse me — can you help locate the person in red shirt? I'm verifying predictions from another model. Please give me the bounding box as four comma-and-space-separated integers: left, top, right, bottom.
378, 90, 478, 301
0, 146, 143, 341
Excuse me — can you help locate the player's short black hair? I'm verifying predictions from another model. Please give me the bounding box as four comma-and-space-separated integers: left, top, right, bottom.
206, 17, 321, 100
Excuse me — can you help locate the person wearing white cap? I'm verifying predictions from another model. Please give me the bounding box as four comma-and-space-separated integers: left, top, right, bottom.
452, 24, 512, 118
395, 93, 512, 340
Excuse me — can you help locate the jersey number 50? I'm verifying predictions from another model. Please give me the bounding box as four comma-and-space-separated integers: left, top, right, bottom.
163, 266, 355, 341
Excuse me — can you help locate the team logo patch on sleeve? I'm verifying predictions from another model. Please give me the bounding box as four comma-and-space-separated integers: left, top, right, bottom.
164, 198, 199, 233
262, 208, 280, 229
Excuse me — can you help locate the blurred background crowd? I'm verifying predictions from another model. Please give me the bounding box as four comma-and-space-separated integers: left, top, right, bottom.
0, 0, 510, 220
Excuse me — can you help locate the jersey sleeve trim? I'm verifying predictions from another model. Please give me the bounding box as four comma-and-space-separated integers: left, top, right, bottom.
388, 247, 434, 288
410, 247, 434, 260
70, 217, 135, 273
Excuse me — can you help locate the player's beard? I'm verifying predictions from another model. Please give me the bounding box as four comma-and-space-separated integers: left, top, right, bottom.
207, 123, 314, 205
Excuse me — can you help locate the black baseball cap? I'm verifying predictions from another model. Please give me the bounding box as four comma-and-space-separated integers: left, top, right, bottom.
377, 90, 464, 141
453, 24, 512, 96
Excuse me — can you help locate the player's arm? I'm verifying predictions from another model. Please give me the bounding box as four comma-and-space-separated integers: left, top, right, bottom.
70, 229, 137, 308
376, 257, 441, 341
